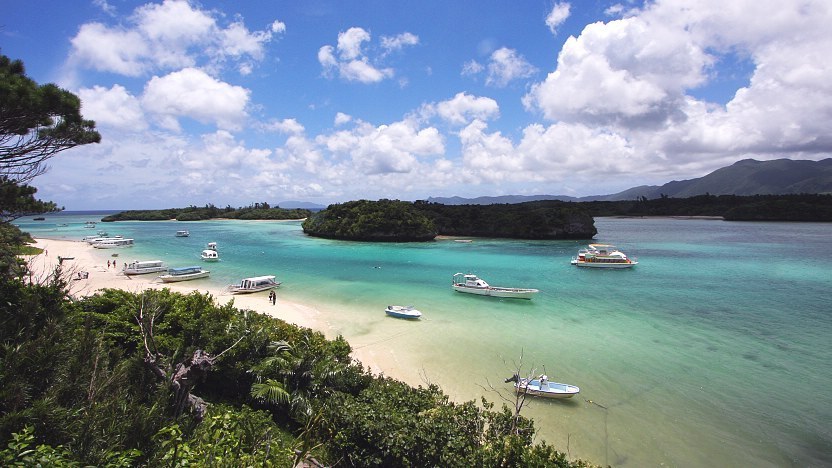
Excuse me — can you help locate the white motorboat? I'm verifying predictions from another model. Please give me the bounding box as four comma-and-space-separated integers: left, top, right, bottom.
84, 221, 96, 228
505, 373, 580, 399
571, 244, 637, 268
451, 273, 539, 299
93, 238, 134, 249
227, 275, 281, 294
385, 305, 422, 319
201, 242, 219, 262
84, 235, 123, 244
175, 230, 190, 237
158, 266, 210, 283
123, 260, 167, 275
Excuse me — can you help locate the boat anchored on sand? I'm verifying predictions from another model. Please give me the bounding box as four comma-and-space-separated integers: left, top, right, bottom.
123, 260, 167, 275
227, 275, 281, 294
385, 305, 422, 319
505, 373, 580, 399
452, 273, 539, 299
158, 266, 210, 283
571, 244, 637, 268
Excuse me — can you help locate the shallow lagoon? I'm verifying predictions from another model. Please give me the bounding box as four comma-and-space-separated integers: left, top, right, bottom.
23, 214, 832, 466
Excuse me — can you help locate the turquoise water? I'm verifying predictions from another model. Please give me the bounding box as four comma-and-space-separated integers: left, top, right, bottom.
21, 213, 832, 467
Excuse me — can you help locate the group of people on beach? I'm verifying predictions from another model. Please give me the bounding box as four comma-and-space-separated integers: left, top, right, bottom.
268, 290, 277, 305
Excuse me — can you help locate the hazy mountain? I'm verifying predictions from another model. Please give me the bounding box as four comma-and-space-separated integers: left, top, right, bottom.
278, 200, 326, 210
427, 158, 832, 205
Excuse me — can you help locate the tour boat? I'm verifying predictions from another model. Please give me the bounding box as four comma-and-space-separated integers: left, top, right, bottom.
92, 238, 134, 249
505, 373, 580, 399
84, 221, 96, 228
201, 242, 219, 262
385, 305, 422, 319
175, 230, 190, 237
571, 244, 637, 268
227, 275, 281, 294
122, 260, 167, 275
158, 266, 210, 283
84, 235, 122, 244
451, 273, 539, 299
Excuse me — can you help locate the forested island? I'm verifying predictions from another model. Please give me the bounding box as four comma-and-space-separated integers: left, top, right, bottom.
101, 203, 311, 222
302, 199, 597, 241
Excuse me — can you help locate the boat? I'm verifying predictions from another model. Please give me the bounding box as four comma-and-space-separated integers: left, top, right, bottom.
56, 223, 68, 227
200, 242, 219, 261
385, 305, 422, 319
227, 275, 281, 294
84, 221, 96, 228
84, 235, 123, 244
571, 244, 637, 268
158, 266, 210, 283
33, 217, 45, 221
175, 230, 190, 237
451, 273, 539, 299
505, 373, 580, 399
122, 260, 167, 275
92, 238, 134, 249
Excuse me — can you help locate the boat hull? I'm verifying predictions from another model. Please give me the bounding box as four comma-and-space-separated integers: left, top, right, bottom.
452, 284, 538, 299
228, 283, 281, 294
515, 379, 580, 399
159, 271, 210, 282
385, 306, 422, 319
124, 267, 167, 275
571, 260, 637, 269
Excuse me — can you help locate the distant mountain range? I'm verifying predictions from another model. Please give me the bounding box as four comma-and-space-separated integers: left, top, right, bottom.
427, 158, 832, 205
278, 200, 326, 210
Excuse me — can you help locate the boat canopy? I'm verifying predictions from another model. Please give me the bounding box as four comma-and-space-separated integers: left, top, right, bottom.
169, 266, 202, 274
241, 275, 276, 283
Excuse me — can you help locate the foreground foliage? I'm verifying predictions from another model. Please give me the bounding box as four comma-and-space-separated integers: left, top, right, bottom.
0, 258, 598, 467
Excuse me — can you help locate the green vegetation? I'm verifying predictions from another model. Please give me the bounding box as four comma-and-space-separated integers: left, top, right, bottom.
303, 199, 438, 241
303, 199, 597, 241
0, 259, 598, 466
581, 193, 832, 221
101, 203, 312, 222
414, 200, 597, 239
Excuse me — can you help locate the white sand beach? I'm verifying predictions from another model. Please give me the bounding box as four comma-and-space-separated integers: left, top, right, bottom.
25, 238, 395, 379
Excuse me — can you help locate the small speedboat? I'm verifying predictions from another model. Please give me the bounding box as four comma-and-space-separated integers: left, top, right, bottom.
385, 305, 422, 319
505, 373, 580, 399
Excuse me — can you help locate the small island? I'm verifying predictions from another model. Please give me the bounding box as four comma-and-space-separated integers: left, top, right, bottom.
101, 203, 311, 222
302, 199, 598, 241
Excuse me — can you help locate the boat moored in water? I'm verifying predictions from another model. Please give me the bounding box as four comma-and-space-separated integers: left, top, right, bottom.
385, 305, 422, 319
227, 275, 280, 294
175, 230, 190, 237
92, 238, 134, 249
158, 266, 210, 282
451, 273, 539, 299
571, 244, 637, 268
505, 373, 580, 399
123, 260, 167, 275
201, 242, 219, 261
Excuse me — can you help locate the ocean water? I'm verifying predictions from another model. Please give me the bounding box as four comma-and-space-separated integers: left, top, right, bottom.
20, 213, 832, 467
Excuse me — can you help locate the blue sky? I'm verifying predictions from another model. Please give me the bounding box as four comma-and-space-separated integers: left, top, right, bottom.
3, 0, 830, 209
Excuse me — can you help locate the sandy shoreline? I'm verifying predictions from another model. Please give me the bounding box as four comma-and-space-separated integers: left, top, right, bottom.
25, 237, 393, 378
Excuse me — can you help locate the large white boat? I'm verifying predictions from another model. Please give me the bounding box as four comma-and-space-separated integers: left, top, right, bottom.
201, 242, 219, 262
451, 273, 539, 299
84, 235, 123, 244
227, 275, 281, 294
505, 373, 580, 399
158, 266, 210, 283
92, 238, 134, 249
571, 244, 637, 268
123, 260, 167, 275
